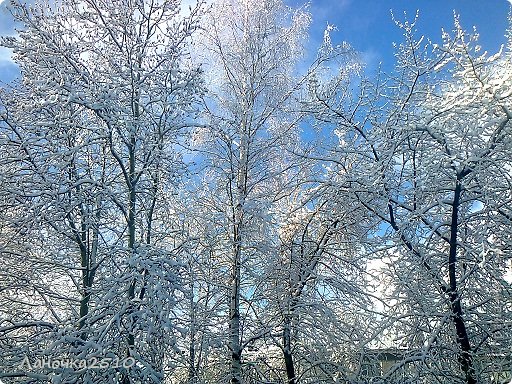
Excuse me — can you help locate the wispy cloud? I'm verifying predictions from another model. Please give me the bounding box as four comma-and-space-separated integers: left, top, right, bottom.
311, 0, 351, 28
359, 48, 381, 74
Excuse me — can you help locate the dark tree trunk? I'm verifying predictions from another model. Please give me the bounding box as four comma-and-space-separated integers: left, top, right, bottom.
229, 236, 242, 384
283, 315, 296, 384
448, 179, 476, 384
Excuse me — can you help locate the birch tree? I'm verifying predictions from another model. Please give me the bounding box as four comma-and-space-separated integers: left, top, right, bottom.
195, 0, 312, 381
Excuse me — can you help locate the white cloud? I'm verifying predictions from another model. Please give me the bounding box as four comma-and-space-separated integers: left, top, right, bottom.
0, 47, 12, 57
359, 48, 381, 74
0, 47, 18, 83
0, 47, 13, 63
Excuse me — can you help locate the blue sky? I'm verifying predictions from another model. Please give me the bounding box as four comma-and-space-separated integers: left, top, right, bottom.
0, 0, 19, 83
0, 0, 511, 82
301, 0, 511, 73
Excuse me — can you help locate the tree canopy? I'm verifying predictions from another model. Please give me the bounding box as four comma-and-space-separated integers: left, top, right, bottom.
1, 1, 511, 384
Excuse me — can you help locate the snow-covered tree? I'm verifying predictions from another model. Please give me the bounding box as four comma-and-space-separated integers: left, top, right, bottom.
193, 0, 313, 381
0, 0, 205, 382
312, 13, 512, 384
2, 2, 512, 384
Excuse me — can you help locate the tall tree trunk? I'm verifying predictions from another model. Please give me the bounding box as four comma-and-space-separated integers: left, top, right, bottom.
68, 182, 99, 342
448, 179, 476, 384
75, 220, 92, 340
188, 278, 198, 384
229, 234, 242, 384
122, 101, 138, 384
228, 128, 249, 383
188, 326, 197, 384
283, 314, 296, 384
385, 175, 476, 384
78, 228, 95, 341
124, 65, 143, 383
